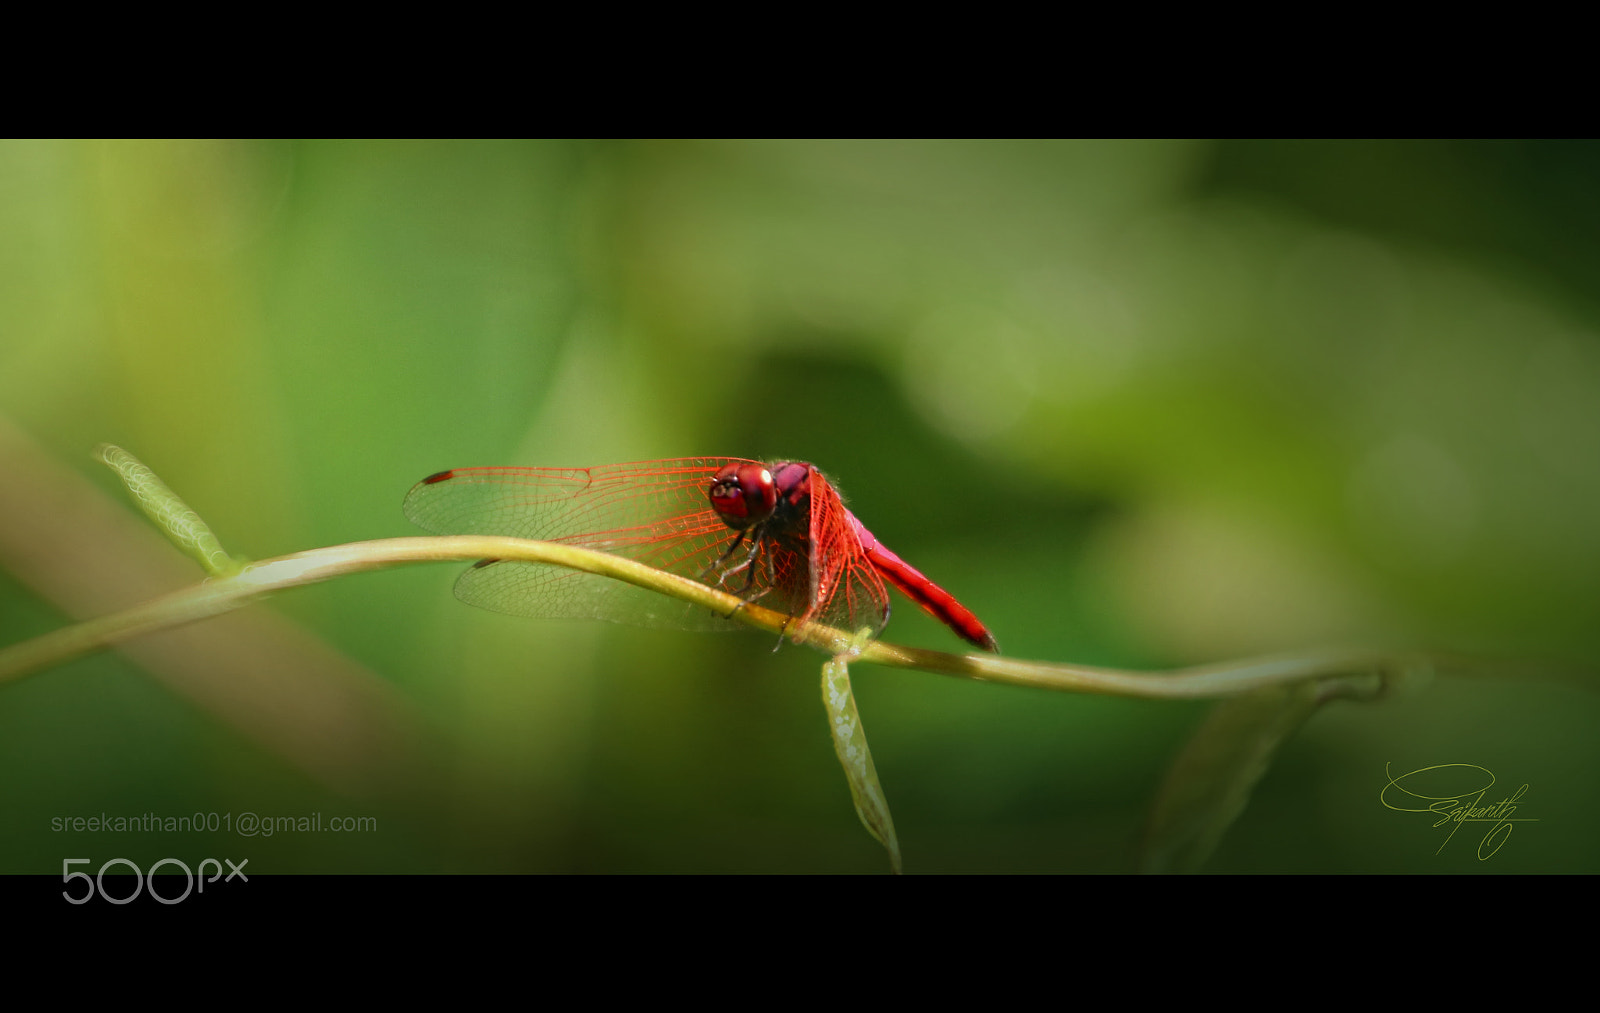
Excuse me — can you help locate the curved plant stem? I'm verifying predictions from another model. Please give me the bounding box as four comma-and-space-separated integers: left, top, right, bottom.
0, 532, 1457, 698
0, 536, 744, 684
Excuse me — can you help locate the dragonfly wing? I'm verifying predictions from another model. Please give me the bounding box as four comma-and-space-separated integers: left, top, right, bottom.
801, 466, 891, 641
403, 459, 762, 628
451, 558, 744, 630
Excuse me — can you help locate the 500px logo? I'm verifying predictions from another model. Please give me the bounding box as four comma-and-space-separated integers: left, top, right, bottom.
62, 857, 248, 905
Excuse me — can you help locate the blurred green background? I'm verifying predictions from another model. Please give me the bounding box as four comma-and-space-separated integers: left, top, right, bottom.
2, 140, 1596, 874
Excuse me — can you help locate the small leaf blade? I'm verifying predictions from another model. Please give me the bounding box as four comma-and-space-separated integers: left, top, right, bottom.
822, 651, 902, 874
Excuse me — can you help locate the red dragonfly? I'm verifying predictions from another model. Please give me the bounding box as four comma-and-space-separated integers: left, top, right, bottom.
402, 459, 999, 652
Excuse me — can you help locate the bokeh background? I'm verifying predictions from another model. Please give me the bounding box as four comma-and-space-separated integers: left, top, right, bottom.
2, 140, 1596, 874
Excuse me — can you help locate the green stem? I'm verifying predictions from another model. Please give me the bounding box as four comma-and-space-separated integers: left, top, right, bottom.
0, 536, 763, 684
0, 534, 1556, 695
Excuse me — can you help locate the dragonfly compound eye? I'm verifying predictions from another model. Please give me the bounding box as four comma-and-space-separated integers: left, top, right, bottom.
709, 463, 777, 529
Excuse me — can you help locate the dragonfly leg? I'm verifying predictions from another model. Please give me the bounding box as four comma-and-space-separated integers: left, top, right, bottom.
701, 524, 779, 603
732, 528, 775, 597
756, 548, 794, 651
702, 523, 789, 627
700, 530, 764, 588
771, 614, 794, 652
722, 545, 781, 618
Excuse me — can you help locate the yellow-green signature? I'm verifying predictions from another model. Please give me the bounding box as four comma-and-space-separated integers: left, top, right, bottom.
1380, 763, 1538, 860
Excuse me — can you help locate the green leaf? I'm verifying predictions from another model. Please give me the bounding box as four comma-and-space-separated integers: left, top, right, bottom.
822, 651, 902, 874
1141, 681, 1323, 874
97, 444, 241, 576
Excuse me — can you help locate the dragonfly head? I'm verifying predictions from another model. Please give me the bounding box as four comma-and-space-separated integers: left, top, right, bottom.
709, 463, 778, 530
